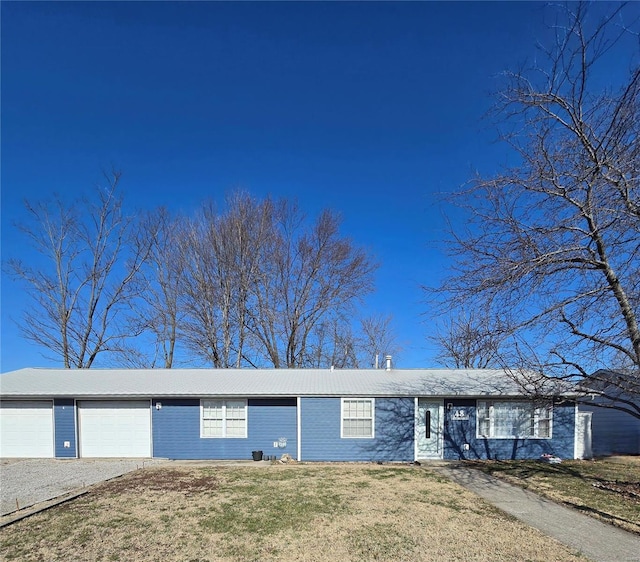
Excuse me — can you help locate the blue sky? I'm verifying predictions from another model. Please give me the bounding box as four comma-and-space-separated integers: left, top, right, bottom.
1, 2, 576, 372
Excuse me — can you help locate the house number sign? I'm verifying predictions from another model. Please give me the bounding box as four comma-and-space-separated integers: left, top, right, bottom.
452, 408, 469, 421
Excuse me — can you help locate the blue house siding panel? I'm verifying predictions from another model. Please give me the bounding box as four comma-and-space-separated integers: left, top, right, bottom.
300, 397, 414, 462
582, 402, 640, 455
374, 397, 415, 461
54, 398, 76, 458
247, 399, 298, 458
152, 398, 297, 460
46, 395, 575, 461
443, 399, 576, 460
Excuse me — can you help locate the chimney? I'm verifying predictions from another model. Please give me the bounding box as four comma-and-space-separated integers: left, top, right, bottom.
385, 355, 392, 371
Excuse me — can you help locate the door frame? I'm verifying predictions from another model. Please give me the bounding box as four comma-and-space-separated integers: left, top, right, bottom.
414, 398, 444, 460
77, 400, 152, 458
574, 407, 593, 460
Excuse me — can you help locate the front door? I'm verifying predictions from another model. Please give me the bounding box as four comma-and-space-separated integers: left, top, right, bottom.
416, 399, 443, 459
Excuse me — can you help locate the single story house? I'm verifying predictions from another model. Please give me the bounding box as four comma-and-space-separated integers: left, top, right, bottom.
0, 367, 589, 461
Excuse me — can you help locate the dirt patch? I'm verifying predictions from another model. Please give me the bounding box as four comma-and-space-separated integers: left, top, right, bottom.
98, 468, 220, 494
592, 480, 640, 501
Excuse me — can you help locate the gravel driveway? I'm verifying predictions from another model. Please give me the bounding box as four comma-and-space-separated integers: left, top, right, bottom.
0, 458, 167, 516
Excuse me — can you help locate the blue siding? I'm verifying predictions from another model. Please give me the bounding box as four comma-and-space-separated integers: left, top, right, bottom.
582, 401, 640, 455
46, 394, 576, 461
152, 398, 297, 460
300, 397, 414, 462
443, 399, 576, 460
54, 399, 76, 458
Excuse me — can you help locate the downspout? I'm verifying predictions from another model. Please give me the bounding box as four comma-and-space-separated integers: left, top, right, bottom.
573, 402, 579, 460
149, 399, 154, 459
74, 399, 80, 458
297, 396, 302, 462
414, 397, 419, 462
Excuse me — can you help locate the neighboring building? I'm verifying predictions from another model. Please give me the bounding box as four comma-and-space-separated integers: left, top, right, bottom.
0, 367, 584, 461
579, 401, 640, 456
576, 370, 640, 456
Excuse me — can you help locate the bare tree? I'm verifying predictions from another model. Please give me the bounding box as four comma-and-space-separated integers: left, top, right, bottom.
131, 207, 186, 368
299, 313, 401, 369
178, 193, 378, 368
431, 3, 640, 416
178, 193, 275, 368
7, 171, 150, 368
429, 311, 507, 369
179, 204, 234, 368
302, 316, 359, 369
8, 179, 384, 370
250, 202, 378, 368
358, 314, 401, 368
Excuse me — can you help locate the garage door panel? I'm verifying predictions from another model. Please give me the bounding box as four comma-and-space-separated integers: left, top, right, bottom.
78, 401, 151, 458
0, 401, 54, 458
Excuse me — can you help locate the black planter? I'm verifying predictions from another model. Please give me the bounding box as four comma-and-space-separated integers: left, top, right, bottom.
252, 450, 263, 461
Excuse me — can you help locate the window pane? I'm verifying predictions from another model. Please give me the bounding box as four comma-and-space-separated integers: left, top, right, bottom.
203, 419, 223, 437
226, 405, 245, 419
478, 401, 551, 438
362, 401, 372, 417
343, 420, 355, 437
344, 401, 354, 417
360, 419, 372, 436
478, 418, 490, 436
202, 400, 247, 438
342, 399, 373, 437
226, 419, 246, 437
493, 402, 534, 438
343, 418, 372, 437
226, 400, 245, 411
537, 419, 550, 438
203, 400, 223, 420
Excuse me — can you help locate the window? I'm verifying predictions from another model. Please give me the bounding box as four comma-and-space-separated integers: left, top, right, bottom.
341, 398, 374, 438
477, 400, 552, 439
201, 399, 247, 438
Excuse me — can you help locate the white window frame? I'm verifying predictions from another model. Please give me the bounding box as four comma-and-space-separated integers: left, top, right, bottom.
476, 400, 552, 439
200, 399, 248, 439
341, 398, 375, 439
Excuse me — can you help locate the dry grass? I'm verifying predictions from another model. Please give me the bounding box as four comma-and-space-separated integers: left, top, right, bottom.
0, 463, 585, 561
465, 456, 640, 535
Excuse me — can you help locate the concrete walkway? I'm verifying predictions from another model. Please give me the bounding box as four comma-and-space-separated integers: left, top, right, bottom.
432, 463, 640, 562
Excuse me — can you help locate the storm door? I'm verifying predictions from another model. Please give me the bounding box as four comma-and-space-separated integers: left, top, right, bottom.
415, 399, 443, 459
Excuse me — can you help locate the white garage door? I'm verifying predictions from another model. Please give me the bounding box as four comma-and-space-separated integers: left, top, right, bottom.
78, 401, 151, 458
0, 401, 54, 458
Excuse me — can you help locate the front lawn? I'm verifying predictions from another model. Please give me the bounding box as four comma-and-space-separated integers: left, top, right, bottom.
0, 463, 584, 561
465, 456, 640, 535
